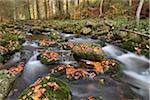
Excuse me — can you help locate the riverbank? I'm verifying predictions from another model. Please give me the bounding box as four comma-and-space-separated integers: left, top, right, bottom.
1, 17, 149, 57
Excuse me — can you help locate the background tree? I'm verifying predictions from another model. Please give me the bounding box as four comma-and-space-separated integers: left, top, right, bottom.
136, 0, 144, 26
99, 0, 104, 17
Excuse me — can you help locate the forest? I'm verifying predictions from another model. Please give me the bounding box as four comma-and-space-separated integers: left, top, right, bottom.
0, 0, 149, 100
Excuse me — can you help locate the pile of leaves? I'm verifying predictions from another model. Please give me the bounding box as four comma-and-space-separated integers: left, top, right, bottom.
50, 58, 119, 80
39, 52, 60, 65
79, 58, 120, 74
18, 76, 72, 100
8, 62, 24, 74
0, 45, 8, 55
0, 31, 26, 66
39, 39, 56, 47
62, 42, 75, 50
52, 65, 87, 80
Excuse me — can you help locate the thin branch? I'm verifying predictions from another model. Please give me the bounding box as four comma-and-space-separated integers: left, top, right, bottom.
121, 29, 150, 38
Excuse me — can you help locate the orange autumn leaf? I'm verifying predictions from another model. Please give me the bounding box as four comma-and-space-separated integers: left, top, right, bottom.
39, 39, 55, 47
31, 92, 42, 100
47, 82, 60, 91
135, 47, 142, 54
88, 96, 94, 100
81, 59, 116, 73
65, 65, 87, 79
31, 79, 41, 87
8, 62, 24, 74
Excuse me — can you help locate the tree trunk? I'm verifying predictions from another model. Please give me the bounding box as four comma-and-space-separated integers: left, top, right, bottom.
13, 0, 17, 21
32, 0, 36, 19
129, 0, 132, 6
44, 0, 48, 19
136, 0, 144, 26
47, 0, 50, 19
28, 0, 31, 20
99, 0, 103, 17
66, 0, 69, 15
36, 0, 40, 19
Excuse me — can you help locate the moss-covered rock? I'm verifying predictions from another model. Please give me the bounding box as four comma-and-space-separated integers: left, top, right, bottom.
39, 52, 60, 65
29, 26, 42, 34
0, 46, 8, 55
39, 39, 59, 48
18, 76, 72, 100
6, 41, 22, 54
72, 42, 105, 61
0, 70, 16, 100
0, 55, 4, 63
47, 31, 60, 41
105, 59, 120, 74
128, 34, 142, 43
119, 41, 138, 52
80, 27, 92, 35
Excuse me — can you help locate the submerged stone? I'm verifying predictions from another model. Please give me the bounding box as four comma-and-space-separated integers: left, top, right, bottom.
18, 76, 72, 100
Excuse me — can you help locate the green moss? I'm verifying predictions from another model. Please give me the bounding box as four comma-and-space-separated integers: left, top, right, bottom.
39, 52, 61, 65
0, 55, 4, 63
72, 42, 106, 61
106, 60, 120, 74
18, 76, 72, 100
0, 70, 16, 100
47, 31, 60, 41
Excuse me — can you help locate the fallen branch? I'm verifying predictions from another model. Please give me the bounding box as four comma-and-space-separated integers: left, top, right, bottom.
120, 29, 150, 38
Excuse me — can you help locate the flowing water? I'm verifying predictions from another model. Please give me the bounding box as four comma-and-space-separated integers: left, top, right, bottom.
102, 44, 150, 100
5, 28, 150, 100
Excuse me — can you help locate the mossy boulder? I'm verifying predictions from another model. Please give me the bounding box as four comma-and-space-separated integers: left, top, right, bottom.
119, 41, 138, 52
0, 46, 8, 55
6, 41, 22, 54
0, 70, 16, 100
0, 55, 4, 63
39, 39, 60, 48
18, 76, 72, 100
105, 59, 120, 74
47, 31, 60, 41
72, 42, 105, 61
81, 27, 92, 35
118, 31, 128, 38
29, 26, 42, 34
39, 52, 60, 65
128, 34, 142, 43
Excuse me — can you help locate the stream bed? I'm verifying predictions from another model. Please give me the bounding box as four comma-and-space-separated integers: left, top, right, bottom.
1, 28, 149, 100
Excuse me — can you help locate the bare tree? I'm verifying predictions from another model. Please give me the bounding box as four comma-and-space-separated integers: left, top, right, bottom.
44, 0, 48, 19
27, 0, 31, 19
99, 0, 103, 17
66, 0, 69, 15
129, 0, 132, 7
13, 0, 17, 21
36, 0, 40, 19
136, 0, 144, 26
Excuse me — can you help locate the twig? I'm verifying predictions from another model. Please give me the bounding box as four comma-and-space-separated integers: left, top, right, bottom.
120, 29, 150, 38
